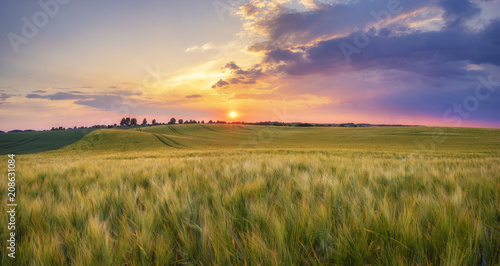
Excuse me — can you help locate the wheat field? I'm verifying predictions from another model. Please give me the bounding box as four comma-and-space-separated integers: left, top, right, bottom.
1, 125, 499, 265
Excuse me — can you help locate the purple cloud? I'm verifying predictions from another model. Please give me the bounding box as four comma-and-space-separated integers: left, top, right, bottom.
213, 0, 500, 125
26, 92, 88, 100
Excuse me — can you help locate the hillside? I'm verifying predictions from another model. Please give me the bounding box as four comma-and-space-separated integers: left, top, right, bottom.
1, 125, 500, 155
0, 128, 96, 154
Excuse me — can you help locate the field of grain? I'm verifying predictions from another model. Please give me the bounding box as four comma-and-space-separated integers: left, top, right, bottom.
1, 125, 499, 265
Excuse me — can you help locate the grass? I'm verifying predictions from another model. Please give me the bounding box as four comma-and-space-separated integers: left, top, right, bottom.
0, 125, 499, 265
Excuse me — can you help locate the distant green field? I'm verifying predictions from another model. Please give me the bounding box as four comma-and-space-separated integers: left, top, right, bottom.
0, 128, 96, 155
0, 125, 499, 265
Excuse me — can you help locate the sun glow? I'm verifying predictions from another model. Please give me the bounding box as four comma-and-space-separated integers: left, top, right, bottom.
229, 111, 237, 119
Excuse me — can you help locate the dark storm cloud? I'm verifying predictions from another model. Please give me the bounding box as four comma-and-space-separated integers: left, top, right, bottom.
265, 20, 500, 77
248, 0, 488, 52
230, 0, 498, 81
214, 0, 500, 125
216, 0, 499, 90
439, 0, 481, 28
248, 0, 430, 52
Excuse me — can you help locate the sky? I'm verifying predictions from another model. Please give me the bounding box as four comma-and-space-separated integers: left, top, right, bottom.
1, 0, 499, 131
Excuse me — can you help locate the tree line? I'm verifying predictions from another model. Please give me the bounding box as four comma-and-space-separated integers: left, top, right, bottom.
39, 120, 381, 133
119, 117, 229, 126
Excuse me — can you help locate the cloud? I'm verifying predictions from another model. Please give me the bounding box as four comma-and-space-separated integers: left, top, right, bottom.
210, 0, 500, 125
439, 0, 481, 28
185, 43, 214, 53
212, 79, 230, 88
211, 62, 266, 88
264, 19, 500, 77
74, 95, 126, 110
239, 4, 259, 17
220, 0, 500, 81
26, 92, 88, 100
30, 86, 93, 94
25, 89, 145, 111
0, 93, 13, 103
107, 89, 143, 96
242, 0, 433, 51
185, 94, 202, 99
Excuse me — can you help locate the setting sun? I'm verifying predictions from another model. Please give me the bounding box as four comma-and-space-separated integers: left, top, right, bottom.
229, 111, 237, 119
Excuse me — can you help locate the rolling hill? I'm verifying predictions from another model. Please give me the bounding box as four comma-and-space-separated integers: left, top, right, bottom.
0, 128, 96, 154
1, 124, 500, 155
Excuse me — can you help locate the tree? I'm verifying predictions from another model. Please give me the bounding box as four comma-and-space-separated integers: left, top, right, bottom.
120, 117, 126, 126
208, 120, 213, 124
125, 117, 131, 126
142, 118, 147, 126
131, 118, 137, 126
169, 117, 176, 125
178, 119, 184, 124
201, 120, 205, 124
152, 119, 157, 125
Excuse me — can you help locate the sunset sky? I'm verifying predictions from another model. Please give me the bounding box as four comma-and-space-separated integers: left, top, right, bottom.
1, 0, 499, 131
